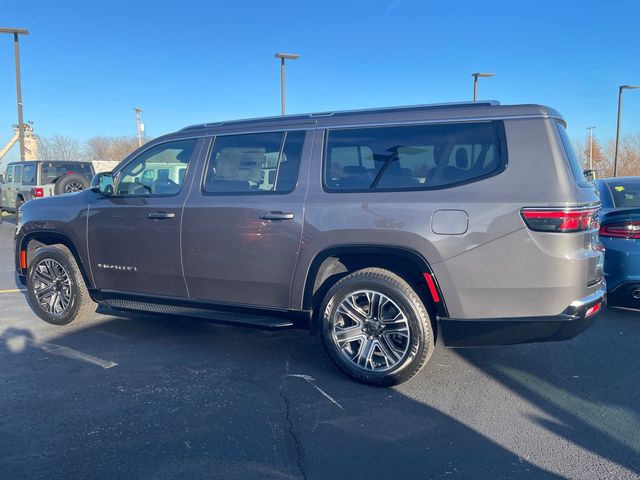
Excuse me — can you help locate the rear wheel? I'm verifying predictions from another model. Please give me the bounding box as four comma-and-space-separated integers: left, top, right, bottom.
320, 268, 434, 386
26, 245, 97, 325
15, 197, 24, 210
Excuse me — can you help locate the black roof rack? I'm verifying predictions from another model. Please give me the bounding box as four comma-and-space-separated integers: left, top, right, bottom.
180, 100, 501, 131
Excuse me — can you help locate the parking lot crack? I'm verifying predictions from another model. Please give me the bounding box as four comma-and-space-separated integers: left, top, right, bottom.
279, 388, 307, 480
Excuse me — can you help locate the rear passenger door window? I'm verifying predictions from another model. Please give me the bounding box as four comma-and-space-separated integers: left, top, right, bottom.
13, 165, 22, 186
324, 122, 505, 191
203, 130, 304, 194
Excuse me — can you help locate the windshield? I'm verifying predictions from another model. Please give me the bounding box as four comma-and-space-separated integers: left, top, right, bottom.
607, 181, 640, 208
40, 163, 94, 184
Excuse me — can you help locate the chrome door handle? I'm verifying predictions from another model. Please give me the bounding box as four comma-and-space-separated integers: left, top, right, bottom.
147, 212, 176, 219
260, 211, 295, 221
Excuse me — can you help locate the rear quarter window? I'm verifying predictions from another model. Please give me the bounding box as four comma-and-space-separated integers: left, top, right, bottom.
556, 123, 590, 187
323, 121, 506, 191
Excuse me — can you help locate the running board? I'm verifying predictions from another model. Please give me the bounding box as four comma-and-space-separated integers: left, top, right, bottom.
102, 298, 294, 329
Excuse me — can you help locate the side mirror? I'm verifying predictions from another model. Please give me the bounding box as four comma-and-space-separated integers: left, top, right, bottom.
90, 172, 115, 195
583, 169, 596, 182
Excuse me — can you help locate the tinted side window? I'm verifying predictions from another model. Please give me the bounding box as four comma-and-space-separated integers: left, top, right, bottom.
203, 131, 304, 194
116, 139, 196, 196
14, 165, 22, 185
6, 166, 14, 183
556, 123, 589, 187
22, 165, 36, 186
324, 122, 505, 191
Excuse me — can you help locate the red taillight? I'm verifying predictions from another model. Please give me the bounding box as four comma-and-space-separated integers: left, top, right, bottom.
585, 302, 602, 318
521, 207, 599, 233
33, 187, 44, 198
599, 221, 640, 239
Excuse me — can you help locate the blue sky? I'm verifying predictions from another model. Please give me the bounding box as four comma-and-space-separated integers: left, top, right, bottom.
1, 0, 639, 164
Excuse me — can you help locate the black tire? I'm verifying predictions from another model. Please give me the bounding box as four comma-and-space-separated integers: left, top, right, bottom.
320, 267, 435, 386
54, 174, 90, 195
26, 245, 97, 326
15, 197, 24, 211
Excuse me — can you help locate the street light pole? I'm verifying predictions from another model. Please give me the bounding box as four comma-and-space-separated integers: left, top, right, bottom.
613, 85, 640, 177
134, 108, 143, 147
274, 53, 300, 115
471, 72, 495, 101
587, 126, 596, 171
1, 28, 29, 161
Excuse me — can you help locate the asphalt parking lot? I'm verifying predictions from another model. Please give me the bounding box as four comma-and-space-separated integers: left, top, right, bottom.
0, 215, 639, 479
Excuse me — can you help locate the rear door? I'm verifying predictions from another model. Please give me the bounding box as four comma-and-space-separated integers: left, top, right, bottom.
87, 137, 203, 297
181, 128, 312, 308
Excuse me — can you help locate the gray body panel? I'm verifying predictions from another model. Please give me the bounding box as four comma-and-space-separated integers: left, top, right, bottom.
15, 102, 603, 326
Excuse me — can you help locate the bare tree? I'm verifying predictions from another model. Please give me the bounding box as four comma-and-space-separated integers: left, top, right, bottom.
83, 136, 139, 163
38, 135, 79, 161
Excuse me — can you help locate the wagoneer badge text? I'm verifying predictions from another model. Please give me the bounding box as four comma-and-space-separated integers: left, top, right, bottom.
97, 264, 138, 272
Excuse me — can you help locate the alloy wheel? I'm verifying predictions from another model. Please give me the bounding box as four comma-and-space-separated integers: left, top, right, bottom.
33, 258, 72, 315
65, 182, 84, 192
331, 289, 411, 371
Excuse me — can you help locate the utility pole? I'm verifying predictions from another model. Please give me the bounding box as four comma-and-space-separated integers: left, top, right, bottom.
586, 126, 596, 171
274, 53, 300, 115
134, 108, 144, 147
0, 28, 29, 161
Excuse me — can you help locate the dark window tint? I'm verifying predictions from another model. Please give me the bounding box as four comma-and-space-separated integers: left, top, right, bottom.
14, 165, 22, 185
6, 166, 14, 183
116, 139, 196, 196
607, 182, 640, 208
556, 123, 589, 187
41, 163, 94, 184
324, 122, 504, 191
22, 164, 36, 186
203, 131, 304, 194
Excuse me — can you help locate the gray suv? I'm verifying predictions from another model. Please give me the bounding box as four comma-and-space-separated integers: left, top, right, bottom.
14, 101, 606, 385
1, 160, 94, 212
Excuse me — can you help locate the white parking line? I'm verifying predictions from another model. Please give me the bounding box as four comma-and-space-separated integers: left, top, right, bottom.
2, 331, 118, 369
287, 373, 344, 410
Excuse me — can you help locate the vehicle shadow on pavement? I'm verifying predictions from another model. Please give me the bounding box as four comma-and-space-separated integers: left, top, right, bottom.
455, 307, 640, 475
0, 310, 560, 480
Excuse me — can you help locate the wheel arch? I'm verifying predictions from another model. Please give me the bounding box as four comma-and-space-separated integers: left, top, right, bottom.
19, 231, 94, 290
301, 245, 448, 332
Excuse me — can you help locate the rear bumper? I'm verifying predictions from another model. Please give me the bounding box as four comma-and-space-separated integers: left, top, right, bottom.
441, 284, 606, 347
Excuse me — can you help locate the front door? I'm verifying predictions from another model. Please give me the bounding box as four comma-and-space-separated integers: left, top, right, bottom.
87, 138, 202, 297
2, 165, 14, 209
182, 129, 312, 309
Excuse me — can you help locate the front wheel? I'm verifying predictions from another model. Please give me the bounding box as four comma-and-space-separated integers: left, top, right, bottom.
26, 245, 97, 325
320, 268, 435, 386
